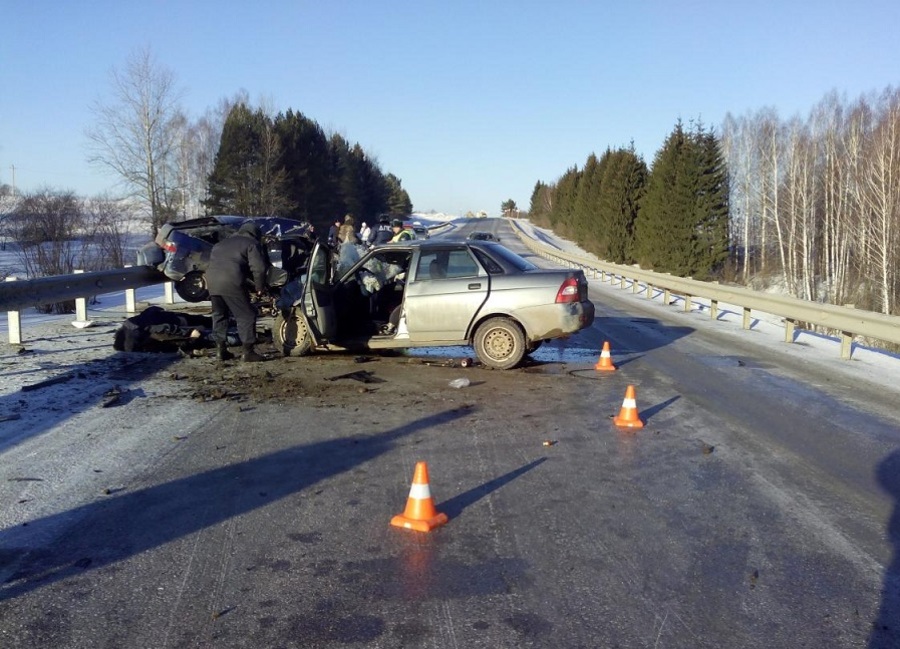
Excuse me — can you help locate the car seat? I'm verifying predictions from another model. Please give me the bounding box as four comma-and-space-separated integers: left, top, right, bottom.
429, 259, 447, 279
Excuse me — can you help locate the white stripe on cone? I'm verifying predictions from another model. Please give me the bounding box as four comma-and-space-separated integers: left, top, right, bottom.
409, 483, 432, 499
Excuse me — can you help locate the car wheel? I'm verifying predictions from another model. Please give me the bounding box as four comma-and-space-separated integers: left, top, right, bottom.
274, 309, 313, 357
474, 317, 526, 370
174, 271, 209, 302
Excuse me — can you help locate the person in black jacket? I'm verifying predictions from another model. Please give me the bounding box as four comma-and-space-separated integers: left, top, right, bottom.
206, 221, 268, 362
371, 214, 393, 246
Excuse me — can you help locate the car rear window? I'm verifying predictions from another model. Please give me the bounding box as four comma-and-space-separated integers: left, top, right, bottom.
479, 245, 538, 272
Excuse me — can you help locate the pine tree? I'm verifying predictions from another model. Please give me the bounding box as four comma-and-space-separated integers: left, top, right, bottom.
692, 127, 730, 275
274, 110, 334, 223
529, 182, 552, 225
385, 174, 412, 215
600, 146, 647, 264
204, 104, 290, 216
635, 120, 729, 277
552, 167, 580, 237
573, 153, 603, 250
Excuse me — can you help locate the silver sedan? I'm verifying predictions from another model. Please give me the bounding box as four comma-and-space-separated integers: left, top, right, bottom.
273, 239, 595, 369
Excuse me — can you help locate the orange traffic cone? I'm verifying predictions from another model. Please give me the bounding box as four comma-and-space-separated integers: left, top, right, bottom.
613, 384, 644, 429
391, 462, 449, 532
594, 341, 617, 371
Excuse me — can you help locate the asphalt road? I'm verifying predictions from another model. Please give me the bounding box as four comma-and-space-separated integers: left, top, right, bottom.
1, 222, 899, 648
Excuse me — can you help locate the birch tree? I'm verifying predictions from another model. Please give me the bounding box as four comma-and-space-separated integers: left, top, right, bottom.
861, 88, 900, 314
86, 46, 184, 236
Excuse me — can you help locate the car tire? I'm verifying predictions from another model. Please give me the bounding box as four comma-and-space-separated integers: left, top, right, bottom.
174, 271, 209, 302
473, 317, 526, 370
274, 308, 313, 357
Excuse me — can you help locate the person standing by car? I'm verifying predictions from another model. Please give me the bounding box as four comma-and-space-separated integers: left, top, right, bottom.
327, 219, 341, 247
390, 218, 416, 242
371, 214, 393, 246
337, 214, 358, 246
359, 221, 371, 244
206, 221, 268, 362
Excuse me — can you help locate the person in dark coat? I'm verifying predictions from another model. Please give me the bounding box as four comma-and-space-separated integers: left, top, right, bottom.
206, 221, 268, 362
371, 214, 393, 245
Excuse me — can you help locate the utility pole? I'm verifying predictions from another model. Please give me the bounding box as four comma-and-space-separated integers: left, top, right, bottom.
9, 165, 15, 197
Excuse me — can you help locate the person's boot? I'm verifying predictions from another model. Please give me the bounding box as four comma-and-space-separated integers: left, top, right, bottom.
216, 343, 235, 361
241, 344, 264, 362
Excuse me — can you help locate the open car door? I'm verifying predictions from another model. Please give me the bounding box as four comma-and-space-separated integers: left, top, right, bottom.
300, 242, 338, 341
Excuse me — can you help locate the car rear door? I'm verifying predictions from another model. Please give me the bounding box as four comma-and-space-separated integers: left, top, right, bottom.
403, 246, 489, 341
300, 242, 338, 340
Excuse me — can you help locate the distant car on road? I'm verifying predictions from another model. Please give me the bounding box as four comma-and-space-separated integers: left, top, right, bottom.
467, 231, 500, 243
137, 216, 314, 302
273, 239, 595, 369
411, 221, 430, 239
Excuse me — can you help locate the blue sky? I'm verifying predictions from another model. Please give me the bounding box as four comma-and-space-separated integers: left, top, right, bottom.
1, 1, 897, 217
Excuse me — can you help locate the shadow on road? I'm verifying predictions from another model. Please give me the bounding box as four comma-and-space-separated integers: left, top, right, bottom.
440, 457, 547, 519
0, 328, 182, 454
870, 449, 900, 648
0, 407, 472, 602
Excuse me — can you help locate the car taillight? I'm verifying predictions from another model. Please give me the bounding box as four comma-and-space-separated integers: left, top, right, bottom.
163, 241, 177, 253
555, 277, 580, 304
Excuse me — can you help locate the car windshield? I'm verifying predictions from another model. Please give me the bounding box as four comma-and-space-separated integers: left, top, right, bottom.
483, 244, 538, 271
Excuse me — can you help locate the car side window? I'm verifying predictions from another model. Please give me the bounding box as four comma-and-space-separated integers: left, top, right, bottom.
416, 249, 480, 280
472, 249, 504, 274
445, 249, 480, 278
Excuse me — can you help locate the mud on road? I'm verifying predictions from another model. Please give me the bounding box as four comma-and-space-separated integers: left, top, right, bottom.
170, 343, 597, 434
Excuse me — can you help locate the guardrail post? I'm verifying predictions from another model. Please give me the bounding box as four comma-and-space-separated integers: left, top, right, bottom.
684, 295, 692, 312
164, 282, 175, 304
73, 270, 90, 326
742, 307, 752, 330
710, 299, 718, 320
124, 265, 137, 313
620, 275, 626, 289
784, 318, 796, 343
663, 288, 671, 306
840, 332, 853, 360
5, 277, 21, 345
632, 278, 639, 294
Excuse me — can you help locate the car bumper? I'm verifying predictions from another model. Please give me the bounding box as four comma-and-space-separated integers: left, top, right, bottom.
136, 242, 165, 268
161, 252, 189, 282
512, 300, 595, 341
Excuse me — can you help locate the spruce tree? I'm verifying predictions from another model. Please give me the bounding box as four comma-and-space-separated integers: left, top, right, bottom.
552, 167, 580, 237
529, 182, 551, 225
692, 127, 730, 275
573, 153, 603, 250
635, 120, 729, 277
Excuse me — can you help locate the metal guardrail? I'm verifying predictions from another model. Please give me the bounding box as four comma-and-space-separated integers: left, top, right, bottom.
2, 266, 171, 345
512, 220, 900, 359
0, 266, 168, 312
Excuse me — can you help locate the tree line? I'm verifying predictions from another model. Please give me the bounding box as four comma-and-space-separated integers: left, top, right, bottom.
529, 86, 900, 318
529, 121, 729, 281
0, 47, 413, 292
82, 47, 411, 237
203, 104, 411, 231
722, 88, 900, 316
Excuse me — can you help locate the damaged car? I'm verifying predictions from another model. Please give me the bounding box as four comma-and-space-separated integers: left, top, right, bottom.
273, 239, 595, 369
137, 215, 315, 302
